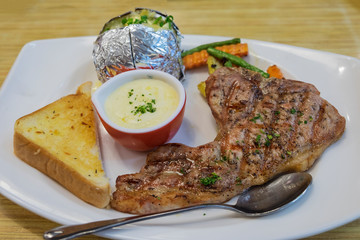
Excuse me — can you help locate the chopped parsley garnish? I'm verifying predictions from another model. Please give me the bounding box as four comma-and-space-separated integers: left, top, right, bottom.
250, 113, 263, 123
265, 138, 271, 147
200, 172, 221, 186
254, 130, 279, 148
151, 194, 161, 200
132, 101, 156, 115
236, 177, 242, 185
153, 16, 162, 24
221, 155, 228, 162
152, 15, 174, 28
255, 134, 261, 146
290, 108, 296, 114
128, 88, 157, 116
128, 89, 134, 97
122, 15, 148, 26
180, 168, 186, 175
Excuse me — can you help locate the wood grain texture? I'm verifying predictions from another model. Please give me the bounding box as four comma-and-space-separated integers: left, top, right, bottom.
0, 0, 359, 239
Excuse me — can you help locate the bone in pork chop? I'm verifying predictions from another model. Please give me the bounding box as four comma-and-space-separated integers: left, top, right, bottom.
111, 67, 345, 214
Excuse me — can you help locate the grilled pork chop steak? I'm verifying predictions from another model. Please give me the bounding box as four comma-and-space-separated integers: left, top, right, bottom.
111, 67, 345, 214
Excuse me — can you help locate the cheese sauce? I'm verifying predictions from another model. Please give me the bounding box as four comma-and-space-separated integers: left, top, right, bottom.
105, 79, 179, 129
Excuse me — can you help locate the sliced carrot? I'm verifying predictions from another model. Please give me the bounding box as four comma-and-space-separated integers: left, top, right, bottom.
182, 50, 208, 70
182, 43, 248, 70
267, 65, 284, 79
216, 43, 248, 57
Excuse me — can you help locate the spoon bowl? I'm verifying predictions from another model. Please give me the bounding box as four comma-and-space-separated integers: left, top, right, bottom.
44, 172, 312, 240
234, 171, 312, 216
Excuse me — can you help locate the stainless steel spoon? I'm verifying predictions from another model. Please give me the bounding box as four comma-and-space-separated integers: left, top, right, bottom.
44, 172, 312, 240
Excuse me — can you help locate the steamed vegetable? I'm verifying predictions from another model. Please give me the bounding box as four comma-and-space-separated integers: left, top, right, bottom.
182, 43, 248, 70
181, 38, 241, 58
207, 47, 270, 78
198, 55, 232, 97
197, 81, 206, 97
267, 65, 284, 79
207, 55, 224, 74
182, 50, 208, 70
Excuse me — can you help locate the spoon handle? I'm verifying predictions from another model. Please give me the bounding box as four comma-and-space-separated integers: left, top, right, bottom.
43, 203, 235, 240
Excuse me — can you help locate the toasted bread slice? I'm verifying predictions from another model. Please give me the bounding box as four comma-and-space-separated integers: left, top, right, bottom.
14, 82, 110, 208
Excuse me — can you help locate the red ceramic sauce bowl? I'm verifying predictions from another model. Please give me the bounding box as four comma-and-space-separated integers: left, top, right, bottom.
92, 69, 186, 151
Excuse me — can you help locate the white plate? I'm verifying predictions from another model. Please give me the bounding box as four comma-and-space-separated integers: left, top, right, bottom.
1, 35, 359, 240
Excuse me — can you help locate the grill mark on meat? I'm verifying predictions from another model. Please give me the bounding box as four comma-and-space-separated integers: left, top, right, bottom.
287, 93, 303, 154
111, 67, 346, 214
313, 102, 326, 143
263, 95, 280, 172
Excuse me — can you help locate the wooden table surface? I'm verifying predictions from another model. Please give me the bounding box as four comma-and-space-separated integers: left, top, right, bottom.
1, 0, 359, 239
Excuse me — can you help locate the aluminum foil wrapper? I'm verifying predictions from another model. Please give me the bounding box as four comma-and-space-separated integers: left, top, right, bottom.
93, 13, 184, 82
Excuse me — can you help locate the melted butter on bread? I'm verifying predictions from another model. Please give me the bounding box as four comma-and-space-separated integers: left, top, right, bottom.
14, 82, 110, 208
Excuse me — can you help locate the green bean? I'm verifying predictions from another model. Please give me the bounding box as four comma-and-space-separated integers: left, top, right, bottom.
181, 38, 241, 58
207, 47, 270, 78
